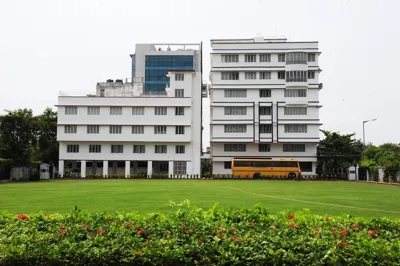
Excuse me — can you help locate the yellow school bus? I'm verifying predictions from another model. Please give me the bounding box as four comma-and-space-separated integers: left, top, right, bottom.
231, 158, 301, 179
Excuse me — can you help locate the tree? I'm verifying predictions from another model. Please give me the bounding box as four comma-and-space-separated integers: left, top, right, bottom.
35, 108, 58, 165
0, 109, 38, 166
362, 143, 400, 181
317, 130, 363, 172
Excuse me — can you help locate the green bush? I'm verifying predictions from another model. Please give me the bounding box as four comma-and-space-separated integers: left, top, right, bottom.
1, 201, 399, 265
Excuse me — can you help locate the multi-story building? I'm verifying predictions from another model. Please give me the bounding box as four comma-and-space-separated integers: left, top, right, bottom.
57, 43, 203, 177
209, 37, 322, 175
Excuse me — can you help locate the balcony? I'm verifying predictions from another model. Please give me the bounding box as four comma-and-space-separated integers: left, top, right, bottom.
286, 52, 307, 65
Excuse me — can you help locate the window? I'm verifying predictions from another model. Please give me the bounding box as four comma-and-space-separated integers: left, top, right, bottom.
87, 106, 100, 115
175, 89, 184, 98
224, 144, 246, 152
89, 145, 101, 153
109, 125, 122, 134
221, 72, 239, 80
224, 125, 246, 133
245, 72, 257, 80
259, 72, 271, 80
283, 144, 306, 152
224, 161, 232, 169
245, 54, 257, 62
286, 71, 307, 82
65, 106, 77, 115
173, 161, 187, 174
64, 125, 77, 134
175, 107, 184, 116
259, 106, 271, 115
154, 126, 167, 134
111, 145, 123, 153
133, 145, 145, 153
221, 54, 239, 63
308, 53, 316, 62
224, 89, 246, 98
175, 145, 185, 154
87, 125, 100, 134
284, 107, 307, 115
278, 71, 285, 79
284, 89, 307, 97
284, 124, 307, 133
132, 126, 144, 134
155, 145, 167, 154
224, 107, 247, 115
175, 126, 185, 134
286, 52, 307, 64
258, 144, 271, 152
132, 107, 144, 115
67, 144, 79, 153
278, 54, 286, 62
110, 107, 122, 115
259, 89, 271, 97
299, 162, 313, 172
260, 124, 272, 133
175, 73, 184, 81
259, 54, 271, 62
308, 71, 315, 79
155, 107, 167, 115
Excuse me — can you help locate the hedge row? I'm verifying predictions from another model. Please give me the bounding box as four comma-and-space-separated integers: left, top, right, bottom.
1, 201, 399, 265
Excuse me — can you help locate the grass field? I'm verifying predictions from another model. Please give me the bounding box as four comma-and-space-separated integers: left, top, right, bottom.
1, 180, 399, 218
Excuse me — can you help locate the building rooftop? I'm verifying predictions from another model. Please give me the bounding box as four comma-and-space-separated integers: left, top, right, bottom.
210, 37, 318, 44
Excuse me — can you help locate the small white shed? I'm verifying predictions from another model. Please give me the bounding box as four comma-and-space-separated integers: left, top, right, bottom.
348, 166, 356, 180
40, 163, 50, 180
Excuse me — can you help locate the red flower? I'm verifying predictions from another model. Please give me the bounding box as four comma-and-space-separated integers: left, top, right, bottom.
16, 214, 29, 220
290, 222, 296, 228
83, 224, 88, 228
137, 250, 142, 256
186, 231, 192, 235
167, 233, 171, 237
231, 236, 239, 242
181, 225, 186, 229
126, 222, 132, 228
340, 230, 347, 237
209, 231, 214, 236
164, 241, 168, 245
273, 227, 278, 233
137, 230, 144, 235
199, 237, 204, 243
368, 230, 376, 237
288, 214, 295, 220
97, 229, 105, 235
325, 217, 330, 222
191, 225, 196, 229
217, 227, 222, 231
119, 221, 123, 225
59, 228, 66, 236
353, 224, 360, 230
249, 222, 255, 227
338, 242, 349, 248
217, 234, 223, 239
314, 227, 320, 233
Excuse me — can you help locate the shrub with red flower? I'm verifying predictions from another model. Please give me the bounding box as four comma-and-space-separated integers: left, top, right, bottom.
249, 221, 255, 227
208, 231, 214, 236
199, 237, 204, 243
231, 236, 239, 242
97, 229, 105, 235
16, 214, 29, 220
186, 231, 192, 235
368, 230, 376, 237
164, 241, 168, 245
167, 233, 171, 237
353, 224, 360, 230
136, 230, 144, 235
290, 222, 296, 228
59, 228, 66, 236
338, 242, 349, 248
340, 230, 347, 237
314, 227, 320, 234
126, 222, 132, 228
325, 217, 330, 222
288, 214, 295, 220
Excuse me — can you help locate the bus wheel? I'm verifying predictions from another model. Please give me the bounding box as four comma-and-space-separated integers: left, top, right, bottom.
288, 173, 296, 179
253, 173, 261, 179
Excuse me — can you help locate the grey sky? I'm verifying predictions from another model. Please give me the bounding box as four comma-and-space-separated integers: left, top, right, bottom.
1, 0, 399, 147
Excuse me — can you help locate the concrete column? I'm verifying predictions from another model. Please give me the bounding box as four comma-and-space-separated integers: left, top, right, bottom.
169, 161, 174, 176
103, 160, 108, 177
125, 161, 130, 178
81, 160, 86, 178
58, 160, 64, 177
147, 161, 153, 177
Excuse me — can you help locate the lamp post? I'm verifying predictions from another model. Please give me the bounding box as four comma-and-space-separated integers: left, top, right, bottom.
362, 119, 377, 146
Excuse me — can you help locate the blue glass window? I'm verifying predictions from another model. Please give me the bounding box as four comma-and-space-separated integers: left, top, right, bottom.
145, 55, 193, 92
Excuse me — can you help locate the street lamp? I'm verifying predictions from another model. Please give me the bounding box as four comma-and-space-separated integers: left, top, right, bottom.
363, 119, 377, 145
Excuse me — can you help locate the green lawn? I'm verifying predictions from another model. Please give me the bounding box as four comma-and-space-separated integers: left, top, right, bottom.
1, 180, 399, 218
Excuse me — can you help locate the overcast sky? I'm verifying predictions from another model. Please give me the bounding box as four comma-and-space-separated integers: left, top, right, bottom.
1, 0, 399, 147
